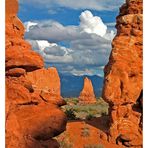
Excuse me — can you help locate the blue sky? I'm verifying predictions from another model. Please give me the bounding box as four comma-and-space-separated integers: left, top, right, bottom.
18, 5, 118, 25
18, 0, 124, 77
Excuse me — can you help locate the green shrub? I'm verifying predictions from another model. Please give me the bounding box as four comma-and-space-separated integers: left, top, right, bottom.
81, 126, 90, 137
86, 114, 94, 120
71, 98, 79, 104
65, 108, 77, 120
56, 132, 73, 148
62, 98, 109, 120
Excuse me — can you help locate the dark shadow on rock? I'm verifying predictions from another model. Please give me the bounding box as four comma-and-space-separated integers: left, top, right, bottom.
85, 115, 110, 133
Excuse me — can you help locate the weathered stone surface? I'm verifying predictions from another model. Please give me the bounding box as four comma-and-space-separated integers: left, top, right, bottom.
40, 90, 66, 106
6, 0, 18, 16
6, 68, 26, 77
6, 0, 67, 147
6, 0, 44, 72
6, 102, 66, 148
25, 68, 60, 95
79, 77, 96, 104
25, 68, 66, 106
102, 0, 143, 147
6, 44, 44, 72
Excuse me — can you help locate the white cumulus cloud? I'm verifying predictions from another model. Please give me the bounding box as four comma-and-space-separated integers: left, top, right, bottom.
80, 10, 107, 37
24, 10, 115, 76
24, 21, 38, 32
24, 10, 111, 41
36, 40, 57, 51
27, 40, 73, 64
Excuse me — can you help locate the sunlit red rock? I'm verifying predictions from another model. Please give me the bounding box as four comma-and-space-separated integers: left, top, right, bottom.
25, 68, 66, 106
102, 0, 143, 147
6, 0, 44, 72
6, 68, 26, 77
79, 77, 96, 104
6, 0, 67, 147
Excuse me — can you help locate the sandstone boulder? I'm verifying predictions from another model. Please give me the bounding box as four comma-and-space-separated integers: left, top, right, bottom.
6, 0, 67, 147
25, 68, 66, 106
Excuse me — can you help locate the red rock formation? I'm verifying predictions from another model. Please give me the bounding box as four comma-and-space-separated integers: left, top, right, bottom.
102, 0, 143, 147
79, 77, 96, 104
6, 0, 67, 147
25, 68, 66, 106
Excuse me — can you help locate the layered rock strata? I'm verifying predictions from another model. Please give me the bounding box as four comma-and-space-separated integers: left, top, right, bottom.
79, 77, 96, 104
6, 0, 67, 147
102, 0, 143, 147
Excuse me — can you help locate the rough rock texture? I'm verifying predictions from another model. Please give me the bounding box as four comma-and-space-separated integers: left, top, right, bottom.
6, 0, 67, 147
79, 77, 96, 104
102, 0, 143, 147
25, 68, 66, 106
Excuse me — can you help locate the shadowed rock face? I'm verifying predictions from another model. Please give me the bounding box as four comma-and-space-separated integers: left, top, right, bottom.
6, 0, 67, 147
79, 77, 96, 104
102, 0, 143, 147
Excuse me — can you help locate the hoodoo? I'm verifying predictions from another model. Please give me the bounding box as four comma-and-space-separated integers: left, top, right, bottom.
6, 0, 67, 147
102, 0, 143, 147
79, 77, 97, 104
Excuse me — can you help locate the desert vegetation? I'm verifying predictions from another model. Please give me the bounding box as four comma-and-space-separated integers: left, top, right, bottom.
55, 132, 73, 148
55, 98, 109, 148
55, 121, 105, 148
81, 125, 90, 137
62, 97, 108, 120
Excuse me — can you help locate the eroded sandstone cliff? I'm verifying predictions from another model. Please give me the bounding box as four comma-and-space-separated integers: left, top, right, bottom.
79, 77, 96, 104
6, 0, 67, 147
102, 0, 143, 147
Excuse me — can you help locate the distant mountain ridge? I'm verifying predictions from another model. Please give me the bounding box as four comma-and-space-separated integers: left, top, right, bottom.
59, 74, 104, 98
